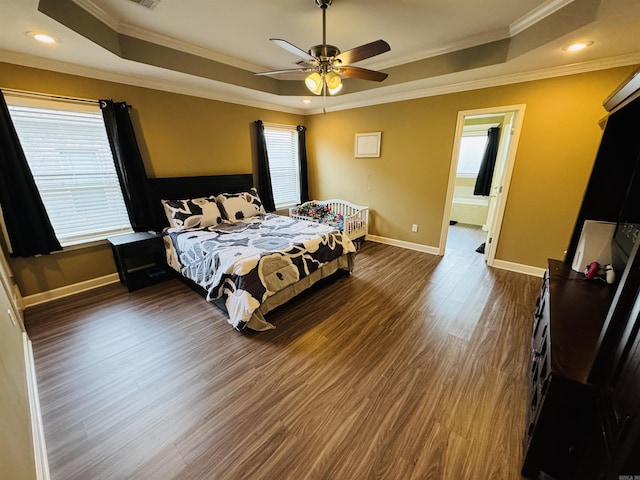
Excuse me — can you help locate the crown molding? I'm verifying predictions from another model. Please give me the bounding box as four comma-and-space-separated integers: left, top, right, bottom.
72, 0, 119, 30
117, 23, 266, 73
372, 28, 510, 71
71, 0, 266, 72
3, 47, 638, 117
0, 50, 307, 115
71, 0, 575, 77
510, 0, 575, 36
307, 52, 640, 114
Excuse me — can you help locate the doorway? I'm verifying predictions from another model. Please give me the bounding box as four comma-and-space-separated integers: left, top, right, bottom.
439, 105, 526, 266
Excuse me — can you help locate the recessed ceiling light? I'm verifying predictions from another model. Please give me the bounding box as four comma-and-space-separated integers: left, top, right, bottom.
26, 31, 60, 44
302, 98, 312, 104
562, 41, 593, 52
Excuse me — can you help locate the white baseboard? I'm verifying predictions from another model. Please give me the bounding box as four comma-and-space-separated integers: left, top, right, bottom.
366, 235, 441, 255
367, 235, 544, 277
491, 259, 545, 277
21, 246, 543, 308
22, 273, 120, 308
23, 334, 50, 480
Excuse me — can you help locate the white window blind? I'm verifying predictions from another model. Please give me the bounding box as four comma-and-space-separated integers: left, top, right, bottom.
7, 99, 132, 246
264, 124, 300, 209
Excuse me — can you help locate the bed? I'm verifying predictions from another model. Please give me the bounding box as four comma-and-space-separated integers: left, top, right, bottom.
146, 174, 356, 331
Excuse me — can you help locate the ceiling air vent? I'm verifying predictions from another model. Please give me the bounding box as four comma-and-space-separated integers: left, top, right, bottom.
128, 0, 160, 9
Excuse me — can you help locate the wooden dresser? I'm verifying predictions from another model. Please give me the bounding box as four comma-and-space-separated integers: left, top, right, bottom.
522, 259, 616, 479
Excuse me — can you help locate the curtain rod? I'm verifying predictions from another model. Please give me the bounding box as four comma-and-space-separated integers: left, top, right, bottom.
1, 87, 98, 106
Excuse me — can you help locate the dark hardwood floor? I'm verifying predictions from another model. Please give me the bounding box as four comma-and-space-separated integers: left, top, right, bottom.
26, 228, 540, 480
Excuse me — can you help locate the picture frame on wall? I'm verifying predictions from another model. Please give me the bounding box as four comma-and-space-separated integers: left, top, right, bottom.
355, 132, 381, 158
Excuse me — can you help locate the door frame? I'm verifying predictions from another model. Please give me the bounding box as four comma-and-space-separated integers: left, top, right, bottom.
438, 104, 526, 266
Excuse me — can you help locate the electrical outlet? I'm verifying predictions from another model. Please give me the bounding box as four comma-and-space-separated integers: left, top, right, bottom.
412, 224, 418, 233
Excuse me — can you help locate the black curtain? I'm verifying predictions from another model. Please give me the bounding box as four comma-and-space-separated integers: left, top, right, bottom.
0, 92, 62, 257
100, 100, 154, 232
297, 125, 310, 203
474, 126, 501, 196
255, 120, 276, 212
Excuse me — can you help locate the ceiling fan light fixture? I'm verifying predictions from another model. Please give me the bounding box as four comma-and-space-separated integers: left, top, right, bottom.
305, 72, 324, 95
325, 71, 342, 95
256, 0, 390, 95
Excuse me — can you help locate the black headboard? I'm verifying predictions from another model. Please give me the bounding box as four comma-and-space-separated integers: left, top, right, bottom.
147, 173, 254, 231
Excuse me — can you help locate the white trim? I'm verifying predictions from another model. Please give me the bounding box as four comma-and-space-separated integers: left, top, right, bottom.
438, 104, 526, 266
307, 52, 640, 114
484, 106, 526, 266
22, 273, 120, 308
71, 0, 119, 30
510, 0, 575, 36
373, 29, 510, 71
366, 234, 542, 277
71, 0, 273, 72
367, 235, 440, 255
3, 46, 640, 117
462, 123, 500, 136
0, 50, 308, 116
491, 259, 546, 277
440, 115, 466, 255
70, 0, 569, 75
23, 334, 50, 480
0, 235, 23, 315
117, 23, 266, 73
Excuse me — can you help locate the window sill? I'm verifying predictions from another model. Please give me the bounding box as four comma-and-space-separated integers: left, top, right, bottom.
57, 229, 134, 253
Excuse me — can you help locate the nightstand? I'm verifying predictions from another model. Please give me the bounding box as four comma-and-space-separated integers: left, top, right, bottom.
108, 232, 173, 292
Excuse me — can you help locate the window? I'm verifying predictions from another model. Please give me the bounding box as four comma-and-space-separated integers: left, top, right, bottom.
456, 135, 488, 176
6, 97, 132, 246
263, 124, 300, 209
456, 123, 498, 176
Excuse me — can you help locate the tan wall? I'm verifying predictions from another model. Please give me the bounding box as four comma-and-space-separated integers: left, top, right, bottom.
0, 62, 304, 296
1, 62, 635, 295
306, 67, 634, 268
0, 258, 37, 480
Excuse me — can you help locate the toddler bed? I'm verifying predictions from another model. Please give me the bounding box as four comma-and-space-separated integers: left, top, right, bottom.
146, 174, 356, 331
289, 199, 369, 241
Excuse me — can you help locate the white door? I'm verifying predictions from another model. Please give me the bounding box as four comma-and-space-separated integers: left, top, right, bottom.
483, 112, 514, 262
439, 104, 526, 267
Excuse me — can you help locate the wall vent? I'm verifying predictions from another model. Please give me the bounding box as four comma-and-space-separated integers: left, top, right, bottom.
128, 0, 160, 9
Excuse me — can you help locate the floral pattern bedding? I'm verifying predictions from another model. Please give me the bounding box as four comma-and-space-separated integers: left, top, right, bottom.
165, 213, 356, 330
290, 201, 345, 231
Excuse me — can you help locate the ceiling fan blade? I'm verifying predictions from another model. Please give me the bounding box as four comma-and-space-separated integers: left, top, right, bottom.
270, 38, 316, 63
337, 66, 388, 82
255, 68, 309, 76
334, 39, 390, 65
295, 60, 317, 69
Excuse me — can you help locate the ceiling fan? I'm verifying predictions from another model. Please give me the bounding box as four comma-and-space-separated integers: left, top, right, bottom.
256, 0, 390, 96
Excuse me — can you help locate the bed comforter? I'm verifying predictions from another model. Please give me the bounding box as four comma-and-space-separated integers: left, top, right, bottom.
165, 213, 356, 330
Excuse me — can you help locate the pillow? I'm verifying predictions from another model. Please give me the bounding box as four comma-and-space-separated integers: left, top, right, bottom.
217, 188, 266, 221
161, 196, 224, 230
